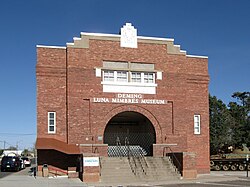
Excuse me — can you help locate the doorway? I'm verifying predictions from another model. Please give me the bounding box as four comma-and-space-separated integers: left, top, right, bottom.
104, 111, 156, 156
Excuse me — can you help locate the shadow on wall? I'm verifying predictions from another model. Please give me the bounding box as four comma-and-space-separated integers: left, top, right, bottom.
37, 150, 80, 171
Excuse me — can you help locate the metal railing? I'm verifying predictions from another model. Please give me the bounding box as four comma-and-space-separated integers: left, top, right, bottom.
116, 137, 124, 157
47, 165, 68, 176
137, 147, 148, 175
108, 136, 149, 175
125, 137, 137, 175
163, 146, 182, 174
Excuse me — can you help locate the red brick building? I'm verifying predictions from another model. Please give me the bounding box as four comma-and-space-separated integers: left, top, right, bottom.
36, 23, 210, 179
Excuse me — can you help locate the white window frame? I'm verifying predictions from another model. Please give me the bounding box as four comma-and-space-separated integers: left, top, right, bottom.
48, 112, 56, 134
116, 71, 128, 82
143, 72, 155, 83
103, 70, 115, 82
130, 72, 155, 84
102, 69, 156, 85
131, 72, 142, 83
194, 114, 201, 135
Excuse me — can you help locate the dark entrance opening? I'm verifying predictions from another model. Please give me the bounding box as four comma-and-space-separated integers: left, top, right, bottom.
104, 111, 156, 156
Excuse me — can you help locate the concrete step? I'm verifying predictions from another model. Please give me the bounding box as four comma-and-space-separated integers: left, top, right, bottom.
100, 156, 181, 182
101, 177, 139, 183
100, 157, 136, 182
100, 170, 134, 176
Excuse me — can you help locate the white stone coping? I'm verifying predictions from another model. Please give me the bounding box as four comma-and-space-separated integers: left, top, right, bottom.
186, 54, 208, 59
81, 32, 121, 38
36, 45, 66, 49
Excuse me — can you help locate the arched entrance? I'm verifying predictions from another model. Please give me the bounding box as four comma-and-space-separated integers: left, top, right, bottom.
104, 111, 156, 156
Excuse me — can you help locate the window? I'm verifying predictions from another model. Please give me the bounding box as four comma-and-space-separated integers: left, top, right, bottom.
48, 112, 56, 133
101, 61, 158, 94
103, 70, 155, 84
131, 72, 141, 83
194, 115, 200, 135
116, 71, 127, 82
144, 72, 154, 83
103, 70, 114, 82
102, 61, 156, 84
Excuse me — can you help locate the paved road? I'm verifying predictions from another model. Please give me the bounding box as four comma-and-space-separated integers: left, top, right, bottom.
156, 179, 250, 187
1, 169, 250, 187
0, 165, 32, 178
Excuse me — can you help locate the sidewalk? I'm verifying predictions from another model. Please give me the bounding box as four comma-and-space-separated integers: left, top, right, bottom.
0, 175, 86, 187
84, 171, 250, 186
0, 171, 249, 187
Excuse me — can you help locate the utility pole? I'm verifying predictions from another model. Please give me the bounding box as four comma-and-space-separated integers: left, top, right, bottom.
16, 140, 22, 151
0, 140, 6, 150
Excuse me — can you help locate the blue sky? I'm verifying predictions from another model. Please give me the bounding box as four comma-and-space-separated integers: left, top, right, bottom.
0, 0, 249, 150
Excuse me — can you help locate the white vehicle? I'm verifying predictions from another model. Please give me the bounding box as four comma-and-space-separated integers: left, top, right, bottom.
21, 157, 31, 167
20, 159, 26, 170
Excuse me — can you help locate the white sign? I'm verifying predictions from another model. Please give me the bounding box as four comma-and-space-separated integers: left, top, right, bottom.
120, 23, 137, 48
83, 157, 99, 167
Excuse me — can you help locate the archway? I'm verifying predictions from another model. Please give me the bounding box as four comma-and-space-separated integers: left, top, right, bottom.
104, 111, 156, 156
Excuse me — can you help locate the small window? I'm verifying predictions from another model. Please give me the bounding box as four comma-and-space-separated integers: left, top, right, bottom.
194, 115, 200, 135
144, 72, 154, 83
103, 70, 114, 82
48, 112, 56, 133
116, 71, 127, 82
131, 72, 141, 83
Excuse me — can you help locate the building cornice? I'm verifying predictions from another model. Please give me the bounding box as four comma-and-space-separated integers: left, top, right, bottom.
36, 45, 66, 49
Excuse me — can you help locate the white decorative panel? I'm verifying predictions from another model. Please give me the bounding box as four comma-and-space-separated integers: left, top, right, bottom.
157, 71, 162, 80
103, 84, 156, 94
95, 68, 101, 77
120, 23, 137, 48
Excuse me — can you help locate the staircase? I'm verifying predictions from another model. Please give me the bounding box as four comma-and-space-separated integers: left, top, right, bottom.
100, 157, 138, 183
100, 156, 181, 183
142, 157, 181, 181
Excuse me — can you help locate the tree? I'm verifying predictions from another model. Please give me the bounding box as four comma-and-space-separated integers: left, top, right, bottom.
21, 149, 30, 157
209, 95, 235, 154
228, 92, 250, 146
7, 146, 17, 150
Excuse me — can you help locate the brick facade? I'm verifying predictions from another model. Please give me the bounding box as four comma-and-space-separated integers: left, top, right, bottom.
36, 24, 210, 178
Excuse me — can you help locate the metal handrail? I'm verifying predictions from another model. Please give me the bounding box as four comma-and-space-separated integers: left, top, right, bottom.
116, 137, 123, 157
47, 165, 68, 176
163, 146, 182, 173
125, 137, 137, 175
136, 156, 146, 175
124, 137, 129, 157
136, 148, 148, 175
138, 148, 148, 168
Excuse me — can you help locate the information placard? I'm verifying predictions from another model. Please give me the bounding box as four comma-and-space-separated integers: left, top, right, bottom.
83, 157, 99, 167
